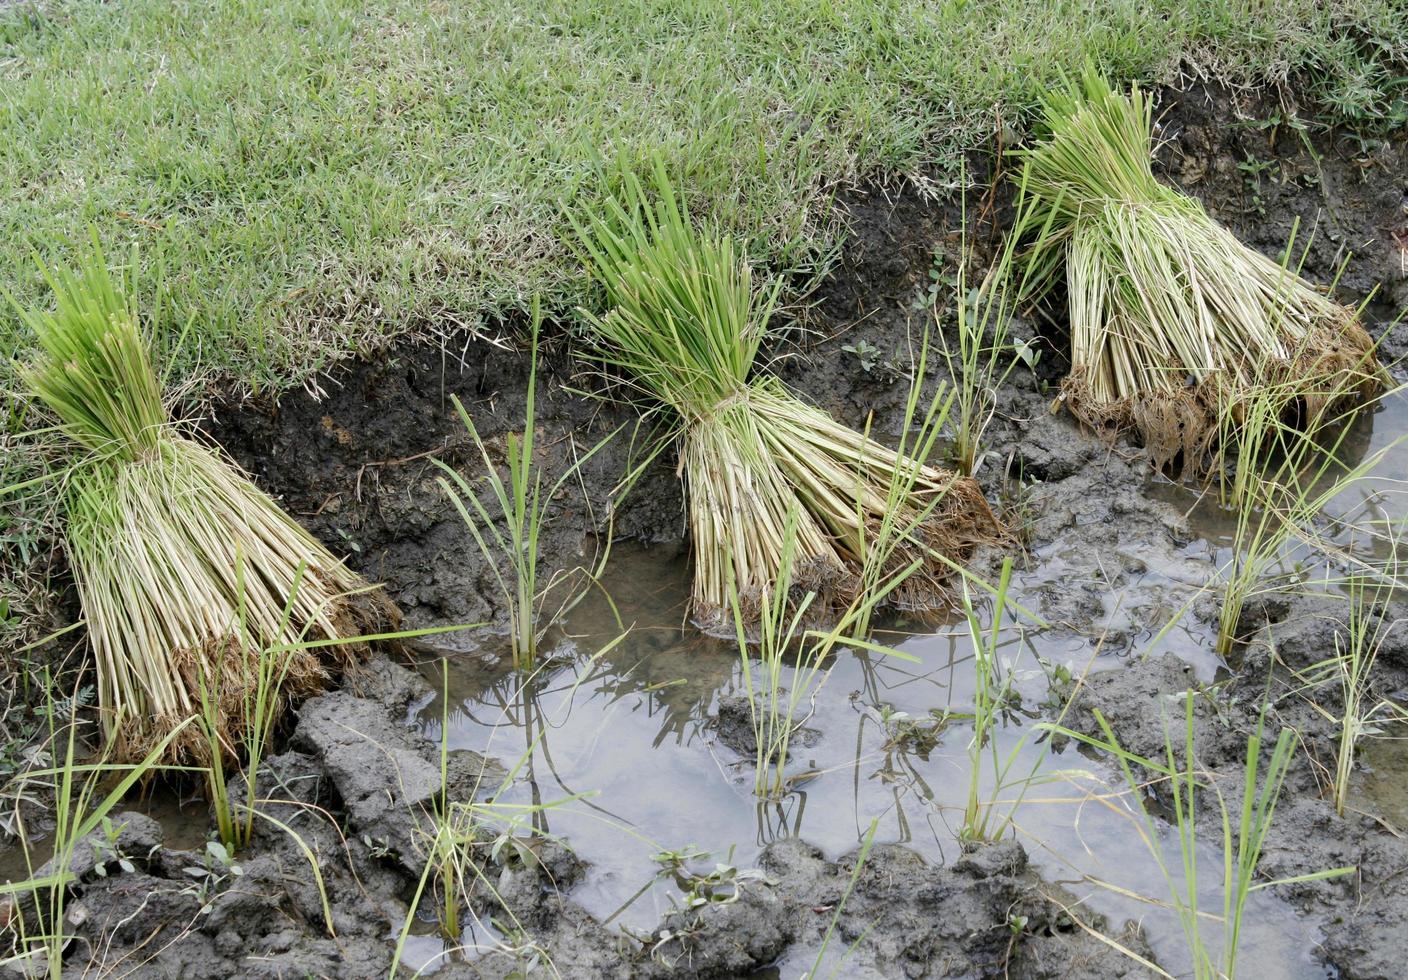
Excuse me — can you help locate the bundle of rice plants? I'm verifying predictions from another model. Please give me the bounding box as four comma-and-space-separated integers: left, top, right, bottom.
1014, 68, 1383, 473
11, 246, 389, 762
572, 164, 1005, 631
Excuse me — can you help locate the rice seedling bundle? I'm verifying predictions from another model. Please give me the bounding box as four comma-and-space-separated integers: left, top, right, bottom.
1015, 69, 1382, 472
13, 248, 386, 762
574, 166, 1004, 630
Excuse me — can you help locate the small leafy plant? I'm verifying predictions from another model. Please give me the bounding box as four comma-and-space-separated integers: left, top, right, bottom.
88, 816, 139, 878
841, 338, 883, 374
181, 839, 245, 912
675, 861, 774, 910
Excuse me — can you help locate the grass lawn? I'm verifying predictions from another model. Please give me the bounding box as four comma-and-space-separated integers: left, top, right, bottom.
1, 0, 1406, 636
1, 0, 1405, 399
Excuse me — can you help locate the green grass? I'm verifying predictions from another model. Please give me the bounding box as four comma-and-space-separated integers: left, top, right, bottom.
1, 0, 1404, 402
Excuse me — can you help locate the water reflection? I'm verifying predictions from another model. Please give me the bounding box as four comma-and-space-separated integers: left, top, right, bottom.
415, 532, 1338, 976
1353, 727, 1408, 827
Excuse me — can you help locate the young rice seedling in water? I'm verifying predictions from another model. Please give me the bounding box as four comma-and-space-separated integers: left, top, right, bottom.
1216, 380, 1405, 656
1297, 534, 1408, 816
730, 508, 923, 799
960, 557, 1021, 842
1327, 560, 1406, 816
392, 662, 583, 975
955, 557, 1075, 843
1045, 696, 1353, 979
436, 300, 616, 670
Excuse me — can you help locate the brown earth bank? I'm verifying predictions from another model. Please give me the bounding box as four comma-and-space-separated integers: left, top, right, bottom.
6, 80, 1408, 978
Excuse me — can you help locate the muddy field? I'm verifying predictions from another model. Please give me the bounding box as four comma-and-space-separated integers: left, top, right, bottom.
8, 83, 1408, 979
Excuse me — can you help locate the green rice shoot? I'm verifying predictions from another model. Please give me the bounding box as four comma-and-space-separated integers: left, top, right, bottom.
1047, 696, 1354, 979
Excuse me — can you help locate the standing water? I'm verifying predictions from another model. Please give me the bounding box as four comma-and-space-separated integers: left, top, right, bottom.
414, 521, 1342, 977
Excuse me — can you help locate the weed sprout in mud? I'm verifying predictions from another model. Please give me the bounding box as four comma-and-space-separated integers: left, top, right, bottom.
1326, 559, 1408, 817
728, 510, 831, 800
805, 818, 879, 979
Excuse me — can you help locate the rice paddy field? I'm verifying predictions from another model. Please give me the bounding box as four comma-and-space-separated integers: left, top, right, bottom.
3, 2, 1408, 979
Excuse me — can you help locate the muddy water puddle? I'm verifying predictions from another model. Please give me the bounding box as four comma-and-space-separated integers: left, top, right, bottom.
1148, 391, 1408, 545
412, 535, 1331, 977
410, 393, 1408, 974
